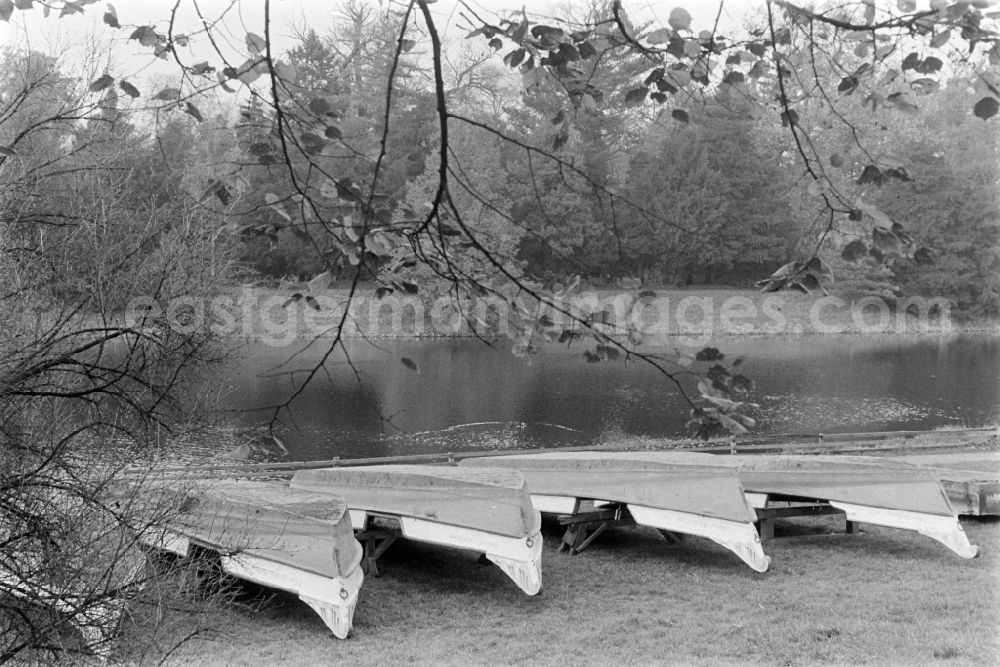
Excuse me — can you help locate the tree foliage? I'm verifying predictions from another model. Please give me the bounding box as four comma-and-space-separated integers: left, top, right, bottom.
0, 47, 237, 660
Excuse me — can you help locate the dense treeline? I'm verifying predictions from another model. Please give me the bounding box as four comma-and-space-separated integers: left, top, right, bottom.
198, 4, 996, 315
3, 3, 997, 317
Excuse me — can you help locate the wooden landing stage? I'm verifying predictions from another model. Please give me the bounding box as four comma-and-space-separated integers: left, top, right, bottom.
887, 451, 1000, 517
696, 428, 1000, 517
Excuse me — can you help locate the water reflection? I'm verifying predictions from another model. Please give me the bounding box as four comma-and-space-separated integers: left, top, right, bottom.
211, 334, 1000, 461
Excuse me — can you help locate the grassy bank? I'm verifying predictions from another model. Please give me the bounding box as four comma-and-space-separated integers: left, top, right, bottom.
125, 516, 998, 666
213, 285, 998, 342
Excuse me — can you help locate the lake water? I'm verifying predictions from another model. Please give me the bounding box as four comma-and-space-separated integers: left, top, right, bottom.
199, 333, 1000, 462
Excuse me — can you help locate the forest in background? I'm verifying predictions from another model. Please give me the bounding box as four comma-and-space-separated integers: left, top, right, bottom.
4, 1, 997, 318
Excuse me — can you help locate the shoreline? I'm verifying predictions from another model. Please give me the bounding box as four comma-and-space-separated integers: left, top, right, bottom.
196, 286, 999, 343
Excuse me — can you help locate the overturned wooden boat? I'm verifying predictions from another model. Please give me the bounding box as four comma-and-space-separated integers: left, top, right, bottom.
458, 452, 771, 573
604, 452, 979, 558
290, 465, 542, 595
140, 479, 364, 639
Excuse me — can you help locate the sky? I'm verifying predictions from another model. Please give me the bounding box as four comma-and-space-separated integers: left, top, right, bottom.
0, 0, 759, 85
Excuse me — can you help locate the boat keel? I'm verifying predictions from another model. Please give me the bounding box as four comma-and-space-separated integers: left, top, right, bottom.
829, 502, 979, 559
398, 515, 544, 595
484, 541, 543, 595
142, 528, 364, 638
626, 504, 771, 572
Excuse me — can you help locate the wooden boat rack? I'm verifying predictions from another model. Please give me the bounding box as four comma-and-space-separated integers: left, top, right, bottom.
751, 498, 857, 540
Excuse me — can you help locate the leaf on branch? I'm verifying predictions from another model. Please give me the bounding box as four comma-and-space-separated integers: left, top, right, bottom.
216, 72, 236, 93
13, 0, 30, 9
856, 164, 882, 185
300, 132, 326, 154
930, 29, 952, 48
779, 109, 799, 126
0, 0, 13, 21
246, 32, 266, 54
335, 178, 362, 200
503, 48, 526, 68
911, 78, 940, 95
695, 347, 724, 361
644, 67, 665, 86
667, 68, 691, 87
324, 125, 342, 139
308, 97, 332, 116
683, 39, 701, 58
401, 357, 419, 373
915, 56, 943, 73
722, 71, 745, 85
152, 87, 181, 101
248, 142, 271, 156
872, 227, 903, 255
553, 122, 569, 150
304, 295, 321, 311
282, 293, 304, 308
489, 37, 503, 50
887, 92, 919, 115
842, 239, 868, 262
857, 200, 893, 229
892, 221, 914, 245
647, 27, 672, 44
625, 87, 648, 105
748, 60, 769, 78
883, 167, 911, 182
913, 247, 936, 265
59, 1, 83, 17
184, 102, 204, 122
746, 41, 766, 57
103, 5, 119, 28
974, 96, 999, 120
0, 144, 17, 156
668, 7, 692, 31
794, 272, 822, 294
901, 52, 921, 70
578, 40, 597, 59
732, 374, 754, 393
118, 80, 140, 98
201, 178, 231, 205
671, 108, 689, 123
838, 76, 859, 95
897, 0, 916, 11
89, 74, 114, 92
400, 38, 416, 52
129, 26, 160, 47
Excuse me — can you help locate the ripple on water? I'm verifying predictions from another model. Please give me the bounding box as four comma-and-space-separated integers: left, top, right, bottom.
750, 394, 960, 434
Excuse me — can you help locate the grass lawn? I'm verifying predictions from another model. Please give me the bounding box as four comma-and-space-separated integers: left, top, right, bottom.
134, 515, 999, 666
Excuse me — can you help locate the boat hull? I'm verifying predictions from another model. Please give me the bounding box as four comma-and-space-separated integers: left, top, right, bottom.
140, 479, 364, 638
292, 465, 542, 594
599, 451, 979, 558
463, 454, 770, 573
